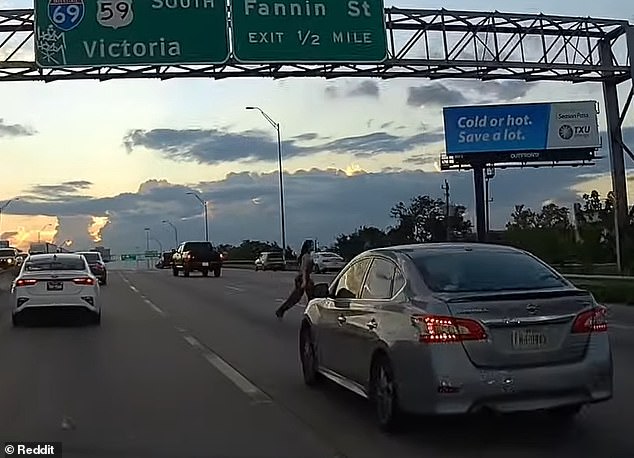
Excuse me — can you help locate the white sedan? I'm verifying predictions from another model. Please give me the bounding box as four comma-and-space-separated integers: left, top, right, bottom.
11, 253, 102, 326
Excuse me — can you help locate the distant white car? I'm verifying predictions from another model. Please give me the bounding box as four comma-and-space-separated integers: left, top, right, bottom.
11, 253, 101, 326
312, 252, 346, 273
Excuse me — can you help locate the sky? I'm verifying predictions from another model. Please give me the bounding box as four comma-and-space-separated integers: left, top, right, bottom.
0, 0, 632, 254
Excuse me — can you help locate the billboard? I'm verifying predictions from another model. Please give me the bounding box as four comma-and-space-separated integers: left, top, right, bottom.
443, 101, 600, 161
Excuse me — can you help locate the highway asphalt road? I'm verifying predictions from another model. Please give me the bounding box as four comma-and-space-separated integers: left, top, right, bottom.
0, 267, 633, 458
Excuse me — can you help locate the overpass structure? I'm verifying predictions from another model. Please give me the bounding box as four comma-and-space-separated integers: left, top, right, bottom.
0, 5, 632, 265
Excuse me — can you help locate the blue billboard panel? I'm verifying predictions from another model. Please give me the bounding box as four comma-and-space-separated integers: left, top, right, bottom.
443, 101, 600, 156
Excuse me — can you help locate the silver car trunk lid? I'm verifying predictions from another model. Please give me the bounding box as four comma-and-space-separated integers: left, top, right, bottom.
436, 288, 594, 369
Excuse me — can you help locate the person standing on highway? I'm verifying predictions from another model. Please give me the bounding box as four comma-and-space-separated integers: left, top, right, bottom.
275, 240, 315, 319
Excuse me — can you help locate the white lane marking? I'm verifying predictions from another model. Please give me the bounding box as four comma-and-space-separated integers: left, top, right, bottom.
181, 331, 271, 403
144, 298, 166, 317
275, 299, 285, 303
183, 335, 202, 349
121, 275, 166, 318
202, 351, 271, 404
226, 285, 245, 292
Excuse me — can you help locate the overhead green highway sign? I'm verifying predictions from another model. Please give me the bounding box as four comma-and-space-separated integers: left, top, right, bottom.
121, 254, 137, 261
35, 0, 229, 68
231, 0, 388, 63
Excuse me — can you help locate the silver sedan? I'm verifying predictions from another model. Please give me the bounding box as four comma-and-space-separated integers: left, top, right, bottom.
300, 243, 613, 431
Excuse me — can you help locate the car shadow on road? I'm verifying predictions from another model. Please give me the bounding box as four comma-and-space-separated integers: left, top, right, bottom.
315, 378, 604, 455
12, 309, 99, 327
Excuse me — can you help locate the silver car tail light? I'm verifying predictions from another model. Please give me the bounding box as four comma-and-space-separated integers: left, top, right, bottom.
412, 315, 488, 343
572, 306, 608, 333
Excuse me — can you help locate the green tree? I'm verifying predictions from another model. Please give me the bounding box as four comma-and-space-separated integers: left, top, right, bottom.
575, 190, 615, 264
333, 226, 390, 261
538, 203, 572, 230
227, 240, 281, 260
389, 195, 472, 243
505, 203, 575, 264
506, 205, 538, 229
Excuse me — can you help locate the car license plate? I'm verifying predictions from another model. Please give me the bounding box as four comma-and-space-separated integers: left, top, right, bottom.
47, 281, 63, 291
202, 262, 209, 267
511, 329, 547, 350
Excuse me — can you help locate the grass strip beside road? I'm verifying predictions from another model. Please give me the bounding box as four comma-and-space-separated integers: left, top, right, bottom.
568, 277, 634, 305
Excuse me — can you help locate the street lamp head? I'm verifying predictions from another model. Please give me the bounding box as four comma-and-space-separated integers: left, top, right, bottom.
245, 106, 256, 110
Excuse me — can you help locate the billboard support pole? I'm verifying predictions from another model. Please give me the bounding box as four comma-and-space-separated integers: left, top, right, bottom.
600, 39, 629, 273
473, 164, 487, 243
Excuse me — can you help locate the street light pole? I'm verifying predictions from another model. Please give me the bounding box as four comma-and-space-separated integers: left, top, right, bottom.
151, 237, 163, 253
186, 192, 209, 241
144, 227, 150, 269
204, 201, 209, 242
246, 106, 287, 263
162, 220, 179, 248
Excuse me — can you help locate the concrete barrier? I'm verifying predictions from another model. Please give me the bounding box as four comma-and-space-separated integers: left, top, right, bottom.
222, 260, 299, 271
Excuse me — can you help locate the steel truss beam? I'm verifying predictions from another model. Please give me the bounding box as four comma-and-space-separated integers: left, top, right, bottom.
0, 7, 631, 83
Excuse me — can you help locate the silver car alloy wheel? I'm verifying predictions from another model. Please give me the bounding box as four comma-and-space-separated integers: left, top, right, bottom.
374, 362, 396, 426
300, 329, 319, 384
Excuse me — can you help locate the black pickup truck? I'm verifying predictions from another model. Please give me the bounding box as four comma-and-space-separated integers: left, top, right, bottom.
171, 241, 222, 277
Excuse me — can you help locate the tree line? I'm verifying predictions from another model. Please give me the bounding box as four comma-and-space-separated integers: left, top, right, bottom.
219, 189, 630, 270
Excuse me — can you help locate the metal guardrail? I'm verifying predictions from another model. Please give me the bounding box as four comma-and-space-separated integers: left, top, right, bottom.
222, 260, 299, 270
224, 262, 632, 279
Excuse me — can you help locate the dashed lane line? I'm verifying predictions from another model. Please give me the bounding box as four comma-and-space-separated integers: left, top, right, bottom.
119, 273, 167, 317
226, 285, 245, 292
178, 331, 272, 404
143, 298, 167, 317
118, 272, 272, 405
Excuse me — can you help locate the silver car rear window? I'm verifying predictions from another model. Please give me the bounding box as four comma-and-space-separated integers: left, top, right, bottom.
413, 250, 567, 293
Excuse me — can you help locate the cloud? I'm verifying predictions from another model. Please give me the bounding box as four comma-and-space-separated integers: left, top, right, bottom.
407, 83, 468, 107
124, 128, 445, 164
404, 154, 438, 166
53, 216, 99, 251
406, 80, 534, 108
1, 231, 18, 240
0, 119, 36, 137
348, 81, 380, 98
478, 81, 533, 102
23, 180, 93, 202
3, 152, 610, 254
30, 181, 92, 195
324, 80, 380, 99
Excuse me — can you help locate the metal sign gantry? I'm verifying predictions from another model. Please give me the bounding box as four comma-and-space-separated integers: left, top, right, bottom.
1, 6, 633, 266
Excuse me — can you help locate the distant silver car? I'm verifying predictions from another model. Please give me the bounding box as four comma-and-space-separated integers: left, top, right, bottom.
312, 251, 346, 273
300, 243, 612, 431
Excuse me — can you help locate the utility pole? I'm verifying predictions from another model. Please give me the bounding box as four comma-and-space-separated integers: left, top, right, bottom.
441, 180, 450, 241
485, 166, 496, 238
